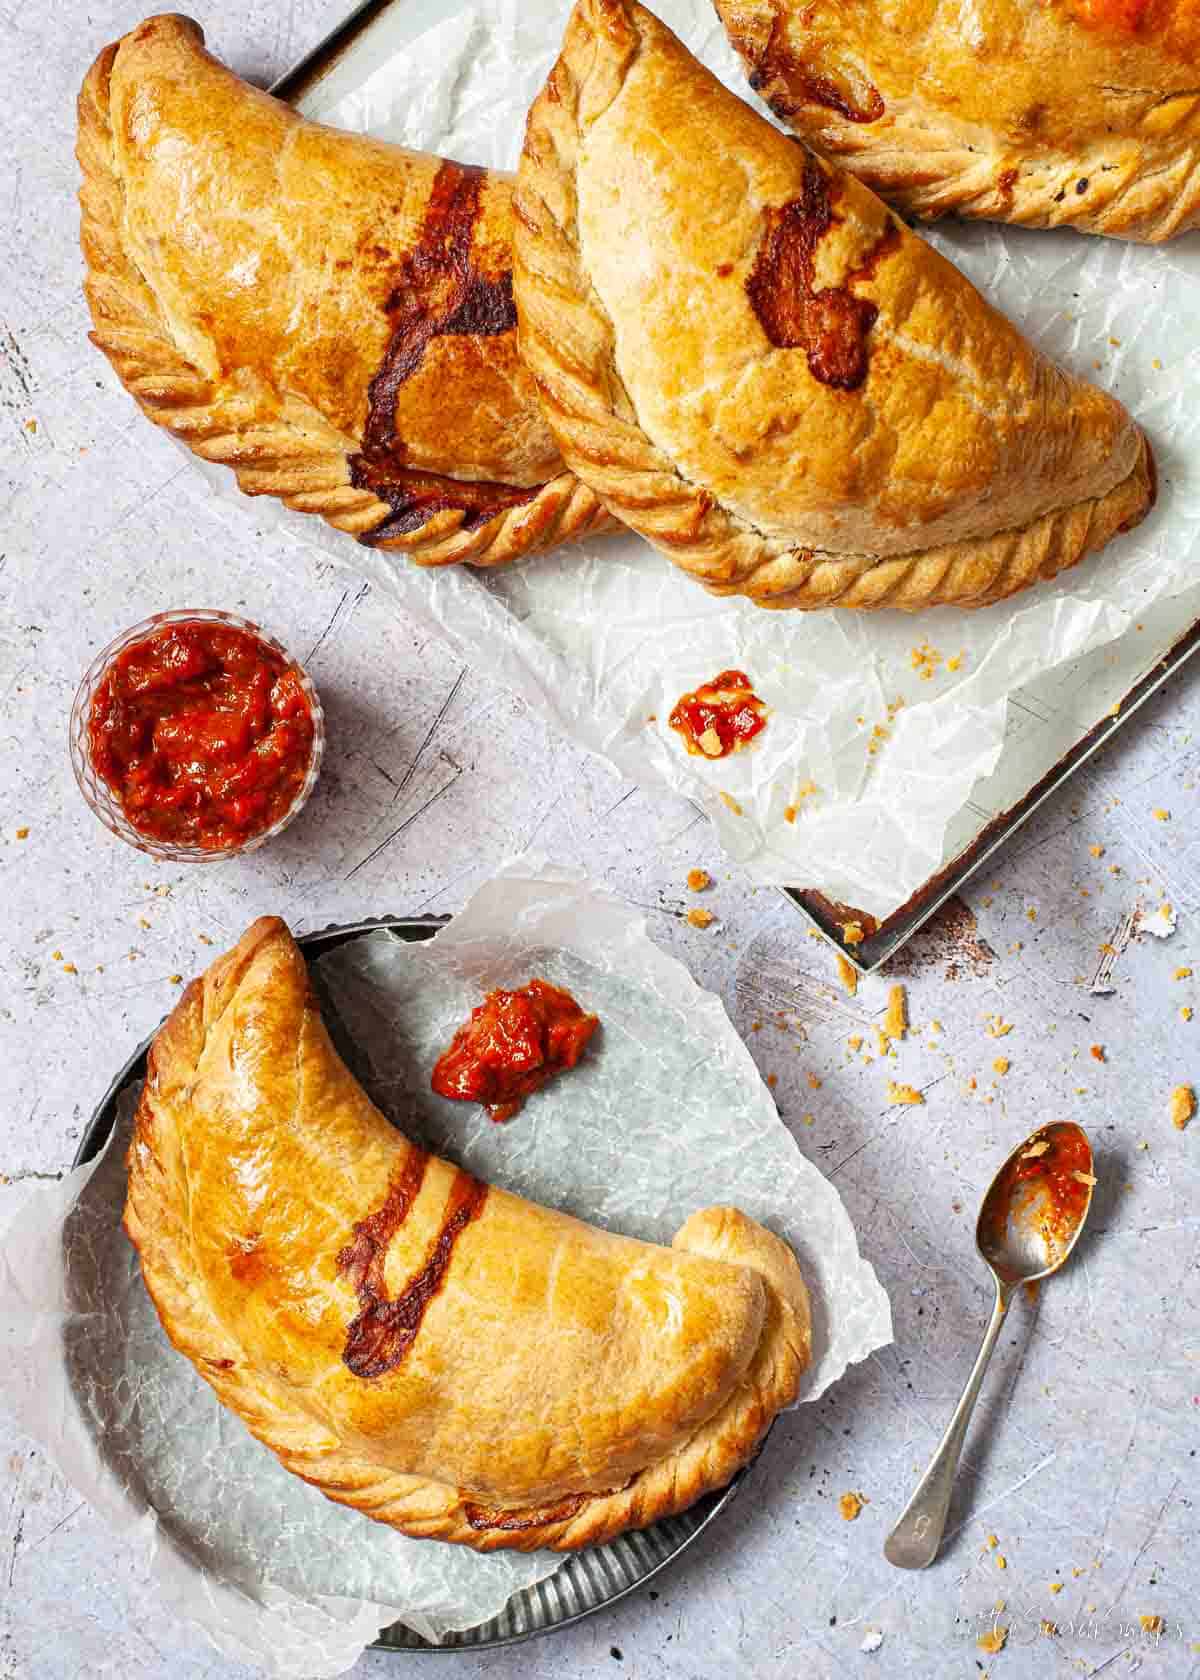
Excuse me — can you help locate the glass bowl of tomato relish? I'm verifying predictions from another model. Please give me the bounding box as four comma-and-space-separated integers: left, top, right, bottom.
69, 609, 324, 861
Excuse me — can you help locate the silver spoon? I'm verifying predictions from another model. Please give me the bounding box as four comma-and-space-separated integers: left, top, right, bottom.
884, 1120, 1095, 1570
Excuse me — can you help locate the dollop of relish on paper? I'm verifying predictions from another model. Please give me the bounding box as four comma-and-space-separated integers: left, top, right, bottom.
669, 670, 767, 759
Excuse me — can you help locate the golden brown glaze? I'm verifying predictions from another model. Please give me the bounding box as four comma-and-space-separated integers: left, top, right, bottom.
77, 15, 611, 567
513, 0, 1154, 611
715, 0, 1200, 241
123, 919, 811, 1550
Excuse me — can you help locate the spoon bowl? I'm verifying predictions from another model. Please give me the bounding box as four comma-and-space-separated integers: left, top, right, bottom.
977, 1120, 1095, 1285
884, 1120, 1094, 1571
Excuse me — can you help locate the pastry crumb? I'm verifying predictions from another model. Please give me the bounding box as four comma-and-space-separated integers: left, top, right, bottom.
802, 1112, 815, 1126
685, 908, 714, 929
686, 868, 712, 892
987, 1534, 999, 1549
1089, 1044, 1105, 1062
992, 1057, 1010, 1076
14, 826, 28, 839
1040, 1619, 1059, 1637
1169, 1084, 1195, 1130
838, 1490, 865, 1521
806, 1071, 822, 1090
1140, 1615, 1164, 1635
1153, 808, 1171, 821
1088, 843, 1104, 857
835, 953, 858, 996
717, 791, 742, 816
169, 973, 183, 984
61, 963, 77, 975
847, 1034, 863, 1052
1048, 1582, 1063, 1595
887, 1080, 923, 1107
1174, 967, 1192, 980
1181, 1006, 1193, 1022
985, 1016, 1014, 1038
995, 1554, 1007, 1570
883, 984, 908, 1041
784, 805, 797, 823
977, 1627, 1007, 1655
842, 922, 865, 946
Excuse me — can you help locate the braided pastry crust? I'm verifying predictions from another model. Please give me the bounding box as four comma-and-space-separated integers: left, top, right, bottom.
77, 15, 611, 569
514, 0, 1154, 610
124, 919, 810, 1551
715, 0, 1200, 244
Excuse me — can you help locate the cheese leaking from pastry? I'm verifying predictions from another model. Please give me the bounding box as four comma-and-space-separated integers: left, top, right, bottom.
76, 14, 612, 567
514, 0, 1155, 611
714, 0, 1200, 243
123, 918, 811, 1550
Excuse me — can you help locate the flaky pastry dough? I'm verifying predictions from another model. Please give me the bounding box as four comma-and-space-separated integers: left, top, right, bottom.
715, 0, 1200, 243
514, 0, 1155, 610
77, 15, 611, 567
123, 919, 811, 1550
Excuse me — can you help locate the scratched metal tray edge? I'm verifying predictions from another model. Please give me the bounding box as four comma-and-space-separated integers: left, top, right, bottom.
73, 915, 749, 1656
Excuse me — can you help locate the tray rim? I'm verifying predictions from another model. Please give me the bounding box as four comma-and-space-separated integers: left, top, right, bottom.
74, 913, 750, 1656
265, 0, 1200, 977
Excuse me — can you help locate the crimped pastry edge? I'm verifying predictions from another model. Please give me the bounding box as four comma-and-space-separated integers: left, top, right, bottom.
76, 18, 612, 569
513, 0, 1156, 611
122, 917, 812, 1552
715, 0, 1200, 245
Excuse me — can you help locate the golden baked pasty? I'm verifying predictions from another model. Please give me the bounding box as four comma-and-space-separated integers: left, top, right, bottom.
715, 0, 1200, 243
77, 15, 611, 568
123, 918, 810, 1551
514, 0, 1155, 610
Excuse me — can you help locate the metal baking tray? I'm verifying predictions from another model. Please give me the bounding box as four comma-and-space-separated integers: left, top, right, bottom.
270, 5, 1200, 977
75, 916, 749, 1655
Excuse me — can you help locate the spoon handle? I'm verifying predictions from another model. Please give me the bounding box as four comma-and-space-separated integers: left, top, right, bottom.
884, 1279, 1012, 1570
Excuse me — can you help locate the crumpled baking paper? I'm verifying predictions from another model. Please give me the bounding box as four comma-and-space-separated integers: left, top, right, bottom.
179, 0, 1200, 922
0, 859, 890, 1675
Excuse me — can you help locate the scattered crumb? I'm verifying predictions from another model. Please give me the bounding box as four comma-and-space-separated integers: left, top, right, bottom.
1181, 1006, 1193, 1023
784, 805, 797, 824
847, 1035, 863, 1052
836, 953, 858, 996
996, 1554, 1007, 1570
685, 908, 714, 930
946, 652, 963, 673
842, 922, 865, 946
992, 1057, 1010, 1076
884, 984, 908, 1041
806, 1071, 822, 1090
1089, 1044, 1105, 1062
61, 964, 77, 976
1040, 1620, 1059, 1637
51, 950, 63, 961
169, 973, 183, 985
985, 1016, 1014, 1038
766, 1074, 778, 1090
838, 1491, 865, 1521
1049, 1582, 1063, 1595
977, 1628, 1007, 1655
1169, 1084, 1195, 1130
802, 1112, 815, 1126
1175, 967, 1193, 980
15, 826, 28, 840
1089, 844, 1104, 858
1153, 808, 1171, 822
686, 868, 712, 892
1026, 906, 1038, 922
718, 792, 742, 816
887, 1081, 924, 1107
198, 933, 214, 946
1139, 1615, 1163, 1635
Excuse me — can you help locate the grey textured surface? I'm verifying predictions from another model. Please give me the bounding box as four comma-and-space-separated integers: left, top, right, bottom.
2, 3, 1199, 1677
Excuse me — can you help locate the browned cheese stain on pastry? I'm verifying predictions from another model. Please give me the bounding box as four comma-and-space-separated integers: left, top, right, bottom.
745, 157, 899, 391
462, 1491, 589, 1532
351, 160, 538, 543
748, 9, 884, 124
338, 1153, 489, 1380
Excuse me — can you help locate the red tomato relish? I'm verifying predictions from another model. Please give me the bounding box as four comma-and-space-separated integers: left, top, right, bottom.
86, 620, 316, 851
669, 669, 767, 759
431, 979, 599, 1122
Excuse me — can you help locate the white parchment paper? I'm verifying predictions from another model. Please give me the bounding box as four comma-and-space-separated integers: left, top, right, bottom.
183, 0, 1200, 921
0, 859, 890, 1675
